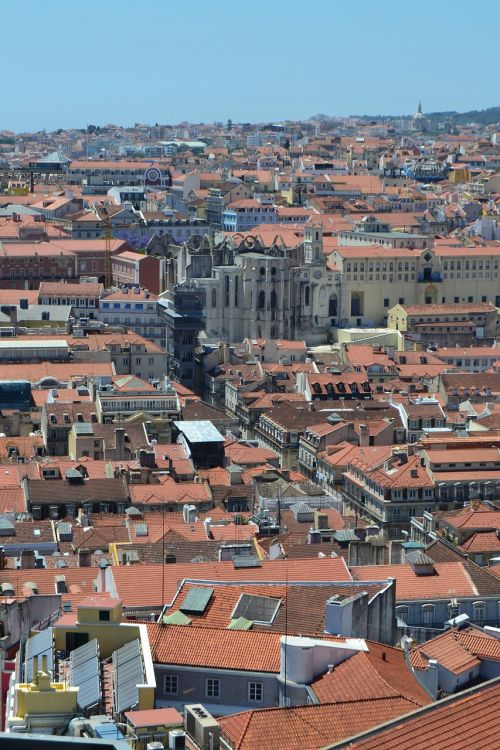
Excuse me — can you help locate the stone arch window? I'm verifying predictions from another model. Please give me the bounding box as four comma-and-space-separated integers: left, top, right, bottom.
351, 291, 363, 317
270, 290, 277, 309
304, 285, 310, 306
234, 276, 239, 307
271, 266, 277, 276
328, 293, 338, 317
258, 290, 265, 309
211, 288, 217, 308
260, 266, 266, 276
225, 275, 230, 306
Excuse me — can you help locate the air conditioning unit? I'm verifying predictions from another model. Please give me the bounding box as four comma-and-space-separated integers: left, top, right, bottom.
168, 729, 186, 750
184, 704, 220, 750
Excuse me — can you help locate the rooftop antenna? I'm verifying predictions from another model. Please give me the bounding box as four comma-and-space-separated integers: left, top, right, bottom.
283, 564, 288, 707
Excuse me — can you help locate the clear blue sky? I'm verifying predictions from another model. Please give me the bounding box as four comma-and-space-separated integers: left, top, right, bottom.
4, 0, 498, 132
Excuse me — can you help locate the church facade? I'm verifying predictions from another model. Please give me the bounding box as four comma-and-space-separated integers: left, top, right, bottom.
172, 224, 341, 345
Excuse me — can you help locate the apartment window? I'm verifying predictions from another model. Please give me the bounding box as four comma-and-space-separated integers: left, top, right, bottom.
206, 678, 220, 699
383, 298, 389, 307
248, 681, 263, 702
396, 605, 409, 623
421, 604, 435, 626
164, 674, 178, 695
473, 601, 486, 625
99, 610, 110, 621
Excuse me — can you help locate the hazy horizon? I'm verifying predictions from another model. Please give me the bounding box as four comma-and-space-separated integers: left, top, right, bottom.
3, 0, 498, 132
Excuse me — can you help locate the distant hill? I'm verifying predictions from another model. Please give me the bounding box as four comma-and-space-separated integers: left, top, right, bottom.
426, 106, 500, 125
354, 106, 500, 127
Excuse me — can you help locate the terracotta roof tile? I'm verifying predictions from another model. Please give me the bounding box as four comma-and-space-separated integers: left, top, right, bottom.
350, 561, 477, 600
312, 643, 431, 706
219, 696, 421, 750
111, 557, 352, 608
148, 623, 283, 672
330, 678, 500, 749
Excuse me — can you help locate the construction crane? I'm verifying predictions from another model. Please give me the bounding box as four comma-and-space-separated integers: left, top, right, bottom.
100, 207, 113, 289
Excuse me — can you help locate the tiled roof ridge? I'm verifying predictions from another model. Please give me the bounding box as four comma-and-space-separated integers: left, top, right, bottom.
228, 709, 254, 747
360, 650, 428, 706
460, 561, 480, 597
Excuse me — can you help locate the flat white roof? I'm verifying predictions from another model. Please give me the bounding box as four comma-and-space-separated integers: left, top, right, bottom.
0, 339, 68, 349
173, 420, 224, 444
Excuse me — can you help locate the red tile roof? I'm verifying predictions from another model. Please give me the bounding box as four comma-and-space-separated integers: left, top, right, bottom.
219, 696, 422, 750
351, 561, 477, 600
329, 678, 500, 750
111, 557, 352, 608
312, 642, 431, 706
460, 532, 500, 553
412, 626, 500, 675
148, 623, 283, 672
439, 507, 500, 531
129, 480, 211, 506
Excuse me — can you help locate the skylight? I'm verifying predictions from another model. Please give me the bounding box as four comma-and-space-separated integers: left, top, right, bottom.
231, 593, 281, 625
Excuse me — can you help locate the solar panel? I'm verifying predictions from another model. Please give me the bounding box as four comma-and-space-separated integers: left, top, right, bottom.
70, 638, 98, 667
180, 587, 214, 614
25, 628, 53, 682
73, 422, 94, 435
232, 594, 281, 625
114, 639, 140, 667
70, 638, 100, 710
233, 556, 262, 569
113, 639, 144, 713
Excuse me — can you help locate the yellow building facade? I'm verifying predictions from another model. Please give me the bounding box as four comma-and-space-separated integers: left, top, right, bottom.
329, 241, 500, 327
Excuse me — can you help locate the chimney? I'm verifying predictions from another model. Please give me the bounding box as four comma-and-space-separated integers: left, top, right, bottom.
138, 449, 156, 468
229, 465, 242, 485
204, 517, 212, 539
359, 423, 369, 447
114, 427, 126, 459
21, 550, 36, 569
78, 548, 91, 568
98, 558, 110, 591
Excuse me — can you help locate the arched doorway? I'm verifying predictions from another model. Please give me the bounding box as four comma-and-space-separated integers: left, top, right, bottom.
328, 293, 338, 317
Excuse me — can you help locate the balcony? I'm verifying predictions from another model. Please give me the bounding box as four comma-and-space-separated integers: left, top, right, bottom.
417, 271, 442, 283
342, 488, 385, 523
